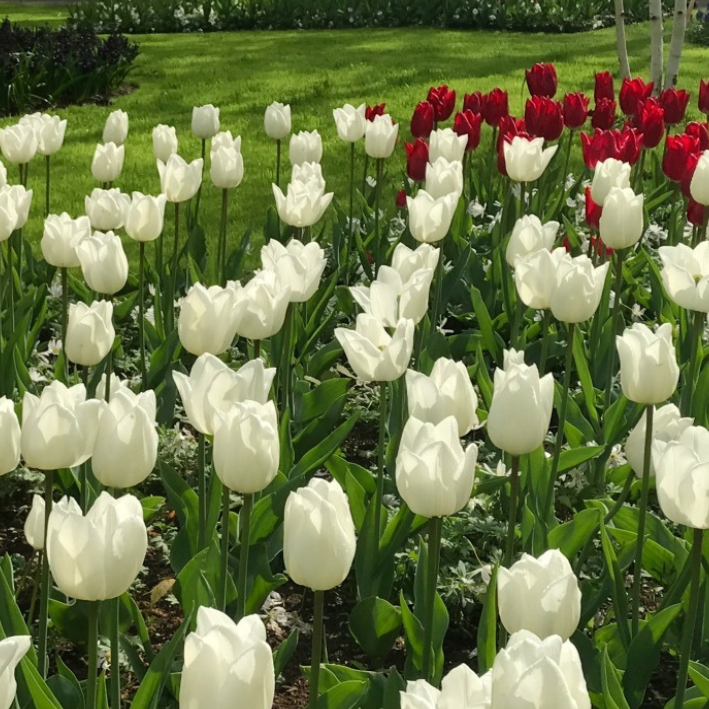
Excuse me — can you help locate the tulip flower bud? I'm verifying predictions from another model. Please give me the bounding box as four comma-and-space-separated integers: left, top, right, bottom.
591, 98, 617, 130
691, 151, 709, 206
525, 96, 564, 142
24, 495, 45, 551
514, 247, 566, 310
0, 159, 6, 188
333, 103, 367, 142
4, 185, 31, 229
125, 192, 166, 242
236, 270, 291, 340
506, 215, 559, 267
290, 161, 326, 191
392, 242, 440, 281
192, 104, 220, 140
91, 142, 124, 184
659, 242, 709, 312
47, 492, 147, 601
152, 124, 178, 163
406, 190, 458, 244
76, 231, 129, 295
158, 154, 203, 203
180, 609, 275, 709
264, 101, 291, 141
41, 213, 91, 267
0, 123, 37, 164
212, 130, 241, 153
503, 136, 558, 183
595, 71, 615, 103
429, 128, 468, 163
491, 630, 591, 709
95, 373, 129, 403
660, 88, 690, 126
210, 145, 244, 189
365, 114, 399, 159
289, 130, 323, 166
591, 158, 631, 206
405, 138, 429, 182
410, 101, 435, 139
0, 397, 20, 476
526, 62, 558, 98
616, 323, 679, 405
598, 187, 644, 249
173, 353, 231, 435
84, 187, 130, 231
0, 635, 32, 709
0, 191, 17, 243
26, 114, 67, 156
260, 238, 326, 303
453, 109, 483, 152
487, 349, 554, 456
619, 77, 653, 116
213, 400, 279, 494
626, 403, 693, 478
700, 80, 709, 117
396, 416, 478, 518
400, 665, 492, 709
406, 359, 479, 436
92, 389, 158, 488
562, 92, 590, 129
65, 300, 115, 367
654, 425, 709, 528
272, 178, 334, 229
425, 158, 464, 200
284, 478, 356, 591
335, 314, 414, 382
103, 110, 128, 146
178, 281, 245, 356
21, 381, 104, 470
498, 550, 581, 640
549, 254, 608, 324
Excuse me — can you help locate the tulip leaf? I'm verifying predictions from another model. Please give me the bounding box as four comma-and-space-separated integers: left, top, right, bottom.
476, 564, 498, 674
0, 559, 38, 663
571, 629, 602, 694
600, 522, 632, 649
273, 628, 299, 680
295, 378, 349, 424
315, 679, 368, 709
354, 496, 388, 600
17, 657, 65, 709
46, 675, 84, 709
601, 648, 631, 709
572, 331, 600, 431
348, 597, 402, 666
382, 667, 406, 709
623, 604, 682, 709
130, 609, 194, 709
471, 286, 500, 364
557, 445, 605, 475
548, 507, 602, 559
688, 661, 709, 698
174, 543, 222, 614
96, 672, 109, 709
603, 395, 643, 446
244, 543, 287, 616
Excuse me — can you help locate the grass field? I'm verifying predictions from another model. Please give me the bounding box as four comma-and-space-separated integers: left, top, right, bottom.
2, 4, 709, 261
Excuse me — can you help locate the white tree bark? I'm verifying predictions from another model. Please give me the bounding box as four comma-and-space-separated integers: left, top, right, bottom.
649, 0, 664, 92
665, 0, 688, 88
614, 0, 632, 79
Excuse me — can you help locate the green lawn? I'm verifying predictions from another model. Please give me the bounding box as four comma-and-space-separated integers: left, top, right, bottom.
1, 2, 69, 27
2, 5, 709, 262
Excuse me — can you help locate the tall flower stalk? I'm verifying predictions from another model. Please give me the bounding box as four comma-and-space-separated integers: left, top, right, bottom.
37, 469, 54, 678
422, 516, 442, 684
504, 456, 521, 567
138, 244, 147, 390
236, 493, 253, 620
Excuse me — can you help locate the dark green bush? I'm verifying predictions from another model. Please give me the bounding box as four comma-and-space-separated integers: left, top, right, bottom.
687, 14, 709, 46
0, 19, 139, 117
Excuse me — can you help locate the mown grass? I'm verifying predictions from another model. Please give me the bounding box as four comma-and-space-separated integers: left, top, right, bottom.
2, 5, 709, 263
1, 2, 69, 27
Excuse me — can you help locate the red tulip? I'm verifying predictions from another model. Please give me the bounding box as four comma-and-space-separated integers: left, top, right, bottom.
366, 104, 386, 121
681, 151, 701, 199
659, 88, 690, 126
580, 128, 643, 169
427, 85, 456, 123
405, 138, 429, 182
634, 98, 665, 149
699, 79, 709, 116
563, 235, 573, 253
591, 98, 616, 130
585, 187, 602, 230
663, 134, 701, 182
563, 92, 590, 129
525, 97, 564, 141
619, 77, 654, 116
617, 128, 644, 165
525, 63, 558, 98
591, 235, 613, 259
464, 91, 485, 114
396, 189, 408, 209
410, 101, 434, 139
686, 121, 709, 151
482, 88, 509, 127
594, 71, 615, 104
688, 198, 706, 227
453, 110, 483, 152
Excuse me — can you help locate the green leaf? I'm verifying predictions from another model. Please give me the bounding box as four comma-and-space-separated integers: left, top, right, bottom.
471, 286, 500, 364
600, 522, 632, 649
572, 330, 600, 431
557, 445, 605, 475
273, 629, 299, 680
602, 648, 631, 709
348, 597, 402, 666
688, 661, 709, 698
316, 680, 369, 709
548, 507, 602, 558
476, 564, 498, 674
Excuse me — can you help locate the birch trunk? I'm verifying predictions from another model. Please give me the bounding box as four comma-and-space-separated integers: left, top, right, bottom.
649, 0, 664, 92
614, 0, 632, 79
665, 0, 688, 88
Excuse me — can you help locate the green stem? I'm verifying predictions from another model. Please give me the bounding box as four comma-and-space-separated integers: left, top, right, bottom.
139, 244, 147, 391
7, 240, 15, 334
681, 310, 703, 417
430, 252, 445, 338
539, 310, 552, 376
169, 202, 180, 332
220, 484, 230, 612
504, 456, 521, 567
45, 156, 50, 218
219, 188, 229, 286
345, 142, 355, 284
604, 249, 625, 410
374, 158, 383, 271
86, 601, 99, 709
309, 590, 325, 709
674, 527, 704, 708
631, 404, 654, 636
109, 596, 120, 709
362, 154, 369, 195
236, 493, 253, 620
279, 302, 294, 417
155, 231, 164, 339
37, 470, 54, 678
197, 432, 207, 550
61, 267, 68, 382
373, 382, 387, 547
519, 181, 526, 219
422, 516, 443, 684
254, 339, 261, 361
544, 322, 575, 522
275, 139, 281, 189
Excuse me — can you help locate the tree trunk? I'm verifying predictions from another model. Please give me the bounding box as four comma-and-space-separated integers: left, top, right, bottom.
649, 0, 664, 92
614, 0, 632, 79
665, 0, 688, 88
